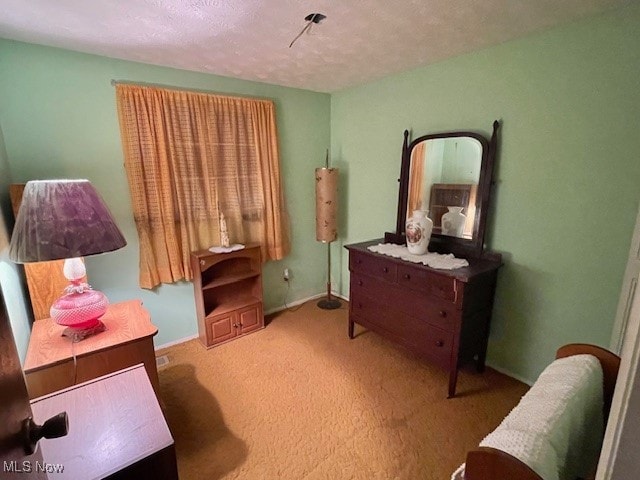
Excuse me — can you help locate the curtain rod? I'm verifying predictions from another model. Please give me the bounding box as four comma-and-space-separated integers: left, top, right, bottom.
109, 79, 273, 102
111, 79, 169, 88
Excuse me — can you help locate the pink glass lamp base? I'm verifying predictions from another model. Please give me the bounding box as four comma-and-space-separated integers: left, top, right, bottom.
50, 289, 109, 340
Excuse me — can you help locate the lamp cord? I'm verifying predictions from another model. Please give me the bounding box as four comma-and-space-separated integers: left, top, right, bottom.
71, 338, 78, 385
283, 277, 305, 312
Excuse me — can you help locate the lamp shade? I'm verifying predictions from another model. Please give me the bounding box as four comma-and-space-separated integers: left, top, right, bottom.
315, 167, 339, 243
9, 179, 126, 263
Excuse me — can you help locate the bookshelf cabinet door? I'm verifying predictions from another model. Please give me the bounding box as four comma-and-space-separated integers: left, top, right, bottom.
238, 303, 263, 335
206, 313, 238, 345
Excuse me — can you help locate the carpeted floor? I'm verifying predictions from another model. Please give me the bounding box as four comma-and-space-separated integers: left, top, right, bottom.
156, 300, 529, 480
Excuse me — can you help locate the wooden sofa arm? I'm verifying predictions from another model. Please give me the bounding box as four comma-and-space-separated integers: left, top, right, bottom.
465, 447, 542, 480
463, 343, 621, 480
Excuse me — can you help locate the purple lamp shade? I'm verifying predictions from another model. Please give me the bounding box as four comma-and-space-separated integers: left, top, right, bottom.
9, 179, 126, 263
9, 180, 126, 336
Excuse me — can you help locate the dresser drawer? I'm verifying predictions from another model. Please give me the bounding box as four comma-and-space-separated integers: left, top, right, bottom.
349, 250, 397, 283
350, 292, 453, 366
397, 264, 457, 302
350, 272, 459, 332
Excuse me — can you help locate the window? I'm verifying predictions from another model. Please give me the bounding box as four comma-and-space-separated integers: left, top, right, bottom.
116, 84, 289, 289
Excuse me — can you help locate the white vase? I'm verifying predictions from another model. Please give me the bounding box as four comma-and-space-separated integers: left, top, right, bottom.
405, 210, 432, 255
441, 206, 466, 237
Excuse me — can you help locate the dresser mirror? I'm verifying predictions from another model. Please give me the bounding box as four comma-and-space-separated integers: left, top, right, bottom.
385, 120, 500, 258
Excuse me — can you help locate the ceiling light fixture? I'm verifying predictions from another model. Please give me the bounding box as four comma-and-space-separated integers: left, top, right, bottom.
289, 13, 326, 48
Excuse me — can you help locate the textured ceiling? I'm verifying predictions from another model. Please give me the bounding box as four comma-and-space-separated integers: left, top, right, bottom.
0, 0, 630, 92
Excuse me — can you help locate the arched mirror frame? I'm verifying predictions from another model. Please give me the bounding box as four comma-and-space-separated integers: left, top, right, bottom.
385, 120, 500, 259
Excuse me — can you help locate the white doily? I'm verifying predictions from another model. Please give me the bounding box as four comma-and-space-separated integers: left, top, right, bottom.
208, 244, 245, 254
367, 243, 469, 270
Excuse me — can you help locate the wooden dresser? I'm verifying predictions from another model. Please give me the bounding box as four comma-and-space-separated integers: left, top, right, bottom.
345, 240, 502, 397
23, 300, 160, 400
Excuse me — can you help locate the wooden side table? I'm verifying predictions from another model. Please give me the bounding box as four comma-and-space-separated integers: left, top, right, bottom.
23, 300, 160, 400
32, 364, 177, 479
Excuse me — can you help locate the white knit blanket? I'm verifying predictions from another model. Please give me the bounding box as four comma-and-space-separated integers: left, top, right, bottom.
367, 243, 469, 270
452, 354, 604, 480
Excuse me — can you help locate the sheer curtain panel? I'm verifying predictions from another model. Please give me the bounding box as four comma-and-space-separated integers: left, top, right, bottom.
116, 84, 290, 289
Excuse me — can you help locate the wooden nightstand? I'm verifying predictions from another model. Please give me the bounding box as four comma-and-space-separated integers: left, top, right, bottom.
23, 300, 160, 400
31, 364, 177, 479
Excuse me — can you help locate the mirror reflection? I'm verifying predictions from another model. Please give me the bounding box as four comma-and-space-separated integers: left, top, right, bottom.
407, 137, 482, 239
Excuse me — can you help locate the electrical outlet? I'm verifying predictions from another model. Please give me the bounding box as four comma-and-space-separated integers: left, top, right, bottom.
283, 268, 290, 281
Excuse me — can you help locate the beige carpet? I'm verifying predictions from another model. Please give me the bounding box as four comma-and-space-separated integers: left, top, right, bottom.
156, 300, 529, 480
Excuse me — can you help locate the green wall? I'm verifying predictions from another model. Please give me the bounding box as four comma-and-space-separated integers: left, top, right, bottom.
0, 40, 331, 348
331, 4, 640, 382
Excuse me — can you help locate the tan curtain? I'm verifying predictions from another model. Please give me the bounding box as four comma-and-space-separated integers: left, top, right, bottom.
115, 84, 290, 289
407, 142, 427, 214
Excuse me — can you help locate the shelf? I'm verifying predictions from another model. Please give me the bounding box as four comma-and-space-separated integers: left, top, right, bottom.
205, 296, 261, 319
191, 245, 264, 348
202, 271, 260, 290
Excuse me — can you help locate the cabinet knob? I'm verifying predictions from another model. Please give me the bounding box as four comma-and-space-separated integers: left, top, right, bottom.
358, 280, 363, 286
435, 340, 444, 347
382, 267, 389, 273
439, 310, 447, 318
233, 323, 238, 328
356, 259, 362, 264
358, 302, 362, 309
22, 412, 69, 455
403, 273, 411, 280
200, 260, 205, 266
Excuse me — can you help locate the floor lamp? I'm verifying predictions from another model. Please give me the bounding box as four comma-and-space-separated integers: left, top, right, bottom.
316, 152, 341, 310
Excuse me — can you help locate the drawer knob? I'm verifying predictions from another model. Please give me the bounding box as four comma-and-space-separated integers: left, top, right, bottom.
22, 412, 69, 455
382, 267, 389, 273
403, 273, 411, 280
233, 323, 239, 328
439, 310, 447, 318
435, 340, 444, 347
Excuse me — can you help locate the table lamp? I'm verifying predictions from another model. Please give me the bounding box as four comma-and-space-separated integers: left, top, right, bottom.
9, 179, 126, 339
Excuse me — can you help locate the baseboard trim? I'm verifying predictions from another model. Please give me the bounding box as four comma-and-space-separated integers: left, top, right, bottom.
486, 361, 534, 386
264, 291, 348, 315
155, 334, 198, 351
